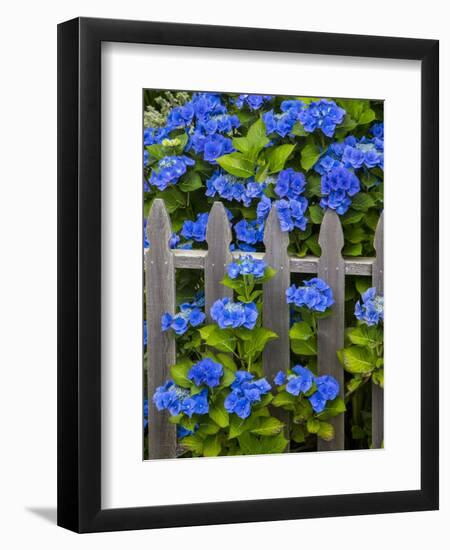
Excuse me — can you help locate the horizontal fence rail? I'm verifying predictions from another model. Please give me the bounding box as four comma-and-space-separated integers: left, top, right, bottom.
145, 198, 383, 458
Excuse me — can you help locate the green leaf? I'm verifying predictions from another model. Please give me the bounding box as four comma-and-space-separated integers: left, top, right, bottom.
346, 325, 381, 347
306, 418, 320, 434
180, 415, 199, 431
347, 377, 363, 393
323, 397, 346, 417
289, 321, 313, 341
170, 358, 193, 388
355, 277, 372, 296
358, 108, 376, 125
291, 336, 317, 356
216, 353, 238, 372
203, 435, 221, 457
272, 390, 296, 409
317, 421, 335, 441
351, 193, 376, 212
341, 209, 365, 226
179, 172, 203, 192
306, 234, 321, 256
197, 420, 221, 435
243, 327, 278, 357
155, 187, 185, 213
229, 414, 259, 439
145, 144, 165, 160
259, 432, 289, 454
250, 417, 284, 436
306, 174, 322, 197
246, 117, 270, 159
291, 424, 306, 443
209, 397, 230, 428
181, 434, 204, 454
216, 152, 255, 178
345, 226, 367, 244
372, 368, 384, 388
309, 204, 324, 224
237, 432, 260, 455
255, 163, 269, 183
199, 325, 237, 353
300, 143, 322, 171
220, 367, 236, 388
339, 346, 375, 374
266, 144, 296, 173
232, 136, 251, 155
343, 242, 363, 256
290, 121, 308, 137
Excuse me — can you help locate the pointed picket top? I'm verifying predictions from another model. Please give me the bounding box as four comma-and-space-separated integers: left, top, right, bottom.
205, 202, 233, 320
145, 198, 177, 459
318, 208, 344, 253
262, 205, 290, 447
372, 211, 384, 449
263, 204, 290, 249
317, 208, 345, 451
147, 198, 172, 250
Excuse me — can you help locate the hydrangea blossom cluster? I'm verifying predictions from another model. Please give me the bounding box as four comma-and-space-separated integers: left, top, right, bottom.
153, 381, 209, 417
224, 371, 271, 419
262, 99, 304, 138
234, 94, 273, 111
298, 99, 346, 138
180, 212, 209, 243
161, 299, 206, 335
188, 358, 224, 388
274, 366, 340, 413
149, 155, 195, 191
227, 254, 267, 279
286, 278, 334, 312
144, 126, 171, 146
275, 198, 308, 231
144, 397, 197, 437
233, 219, 265, 251
206, 171, 265, 206
320, 166, 361, 215
355, 287, 384, 326
210, 297, 258, 329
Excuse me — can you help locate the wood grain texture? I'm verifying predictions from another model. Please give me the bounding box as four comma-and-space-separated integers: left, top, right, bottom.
262, 206, 290, 444
317, 209, 345, 451
372, 212, 384, 449
205, 202, 233, 320
145, 199, 177, 459
146, 249, 374, 275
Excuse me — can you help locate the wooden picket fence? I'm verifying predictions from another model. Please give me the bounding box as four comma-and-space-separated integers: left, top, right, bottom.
145, 198, 384, 458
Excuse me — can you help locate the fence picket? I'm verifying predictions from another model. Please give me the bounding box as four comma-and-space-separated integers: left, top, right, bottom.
205, 202, 233, 320
145, 199, 177, 459
372, 211, 384, 448
262, 206, 290, 444
317, 209, 345, 451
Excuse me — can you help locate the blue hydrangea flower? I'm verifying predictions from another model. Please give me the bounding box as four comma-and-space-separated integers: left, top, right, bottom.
308, 391, 327, 413
153, 381, 191, 416
149, 155, 195, 191
355, 287, 384, 326
210, 297, 258, 329
203, 134, 234, 162
320, 166, 360, 215
285, 365, 314, 396
342, 141, 383, 170
275, 198, 308, 232
315, 375, 339, 401
371, 122, 384, 139
144, 126, 171, 146
161, 301, 206, 335
274, 371, 287, 386
181, 213, 209, 242
298, 99, 345, 138
205, 171, 263, 206
188, 358, 224, 388
227, 254, 267, 279
235, 94, 273, 110
256, 195, 272, 221
234, 219, 264, 247
181, 388, 209, 417
286, 278, 334, 312
224, 371, 271, 419
177, 424, 198, 439
144, 320, 147, 348
263, 109, 297, 137
275, 168, 307, 200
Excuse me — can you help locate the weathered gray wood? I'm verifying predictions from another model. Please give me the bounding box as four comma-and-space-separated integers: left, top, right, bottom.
146, 249, 374, 275
372, 211, 384, 449
262, 206, 291, 446
205, 202, 233, 320
317, 209, 345, 451
145, 199, 177, 459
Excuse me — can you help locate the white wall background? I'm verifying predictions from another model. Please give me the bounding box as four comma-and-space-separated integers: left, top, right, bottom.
0, 0, 447, 548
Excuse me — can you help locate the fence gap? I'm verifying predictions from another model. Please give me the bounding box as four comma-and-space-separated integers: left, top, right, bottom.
262, 206, 290, 446
317, 209, 345, 451
372, 211, 384, 448
205, 202, 233, 320
145, 199, 177, 459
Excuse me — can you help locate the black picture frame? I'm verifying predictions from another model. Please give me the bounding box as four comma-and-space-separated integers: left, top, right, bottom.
57, 17, 439, 533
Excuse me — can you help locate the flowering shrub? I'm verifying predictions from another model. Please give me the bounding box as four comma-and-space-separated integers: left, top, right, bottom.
143, 89, 384, 455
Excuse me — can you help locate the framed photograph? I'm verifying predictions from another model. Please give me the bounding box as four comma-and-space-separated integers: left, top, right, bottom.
57, 17, 439, 533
